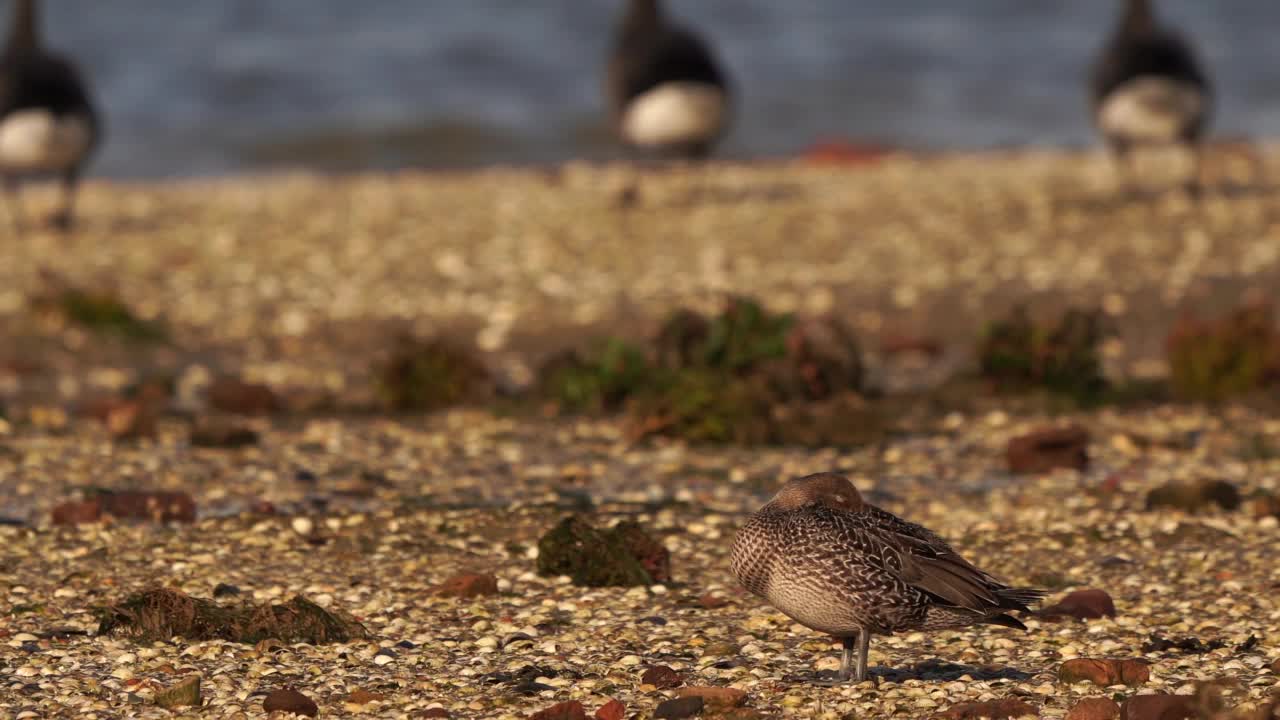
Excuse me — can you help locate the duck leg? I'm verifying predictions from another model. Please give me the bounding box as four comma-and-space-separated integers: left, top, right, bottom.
839, 629, 872, 682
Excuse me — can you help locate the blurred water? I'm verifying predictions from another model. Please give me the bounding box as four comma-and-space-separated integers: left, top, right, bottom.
34, 0, 1280, 177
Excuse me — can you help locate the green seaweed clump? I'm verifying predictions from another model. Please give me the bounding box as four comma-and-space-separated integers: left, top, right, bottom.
536, 516, 668, 587
978, 307, 1108, 404
376, 336, 491, 412
1167, 305, 1280, 403
695, 296, 794, 372
538, 339, 650, 413
96, 587, 368, 644
42, 288, 168, 342
626, 370, 775, 445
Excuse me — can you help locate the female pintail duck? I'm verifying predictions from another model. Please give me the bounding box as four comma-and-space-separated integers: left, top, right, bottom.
731, 473, 1045, 683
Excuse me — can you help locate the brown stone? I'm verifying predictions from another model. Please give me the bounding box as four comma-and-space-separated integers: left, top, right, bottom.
190, 417, 259, 448
594, 699, 625, 720
528, 700, 588, 720
937, 699, 1038, 719
1146, 479, 1242, 513
1059, 658, 1149, 687
104, 399, 158, 440
1120, 694, 1194, 720
208, 377, 279, 416
698, 593, 729, 609
1067, 697, 1121, 720
654, 697, 702, 720
346, 689, 385, 705
641, 665, 683, 689
1007, 425, 1090, 474
153, 674, 202, 709
99, 491, 197, 523
434, 573, 499, 598
262, 688, 319, 717
51, 499, 103, 525
677, 686, 747, 710
416, 711, 450, 719
1040, 589, 1117, 621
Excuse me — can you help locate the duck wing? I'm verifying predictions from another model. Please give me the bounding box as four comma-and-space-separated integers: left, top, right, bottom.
842, 505, 1038, 614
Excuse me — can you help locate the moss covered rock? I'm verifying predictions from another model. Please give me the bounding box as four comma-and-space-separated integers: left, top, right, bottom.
377, 336, 490, 412
536, 516, 667, 587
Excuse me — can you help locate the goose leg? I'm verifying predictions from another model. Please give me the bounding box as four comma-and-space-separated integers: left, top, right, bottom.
1184, 141, 1204, 201
50, 169, 80, 232
2, 177, 25, 235
1110, 140, 1136, 197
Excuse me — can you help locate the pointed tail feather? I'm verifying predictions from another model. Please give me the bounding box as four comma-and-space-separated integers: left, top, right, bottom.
996, 586, 1049, 612
983, 613, 1028, 631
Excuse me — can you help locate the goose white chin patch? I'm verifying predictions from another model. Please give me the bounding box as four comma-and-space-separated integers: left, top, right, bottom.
0, 109, 92, 173
1099, 76, 1205, 144
622, 82, 728, 149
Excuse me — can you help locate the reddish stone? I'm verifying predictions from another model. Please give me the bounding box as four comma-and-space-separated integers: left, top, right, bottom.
434, 573, 499, 599
417, 711, 450, 719
98, 491, 197, 523
594, 699, 625, 720
1040, 589, 1117, 621
881, 334, 944, 359
1119, 694, 1194, 720
802, 139, 894, 166
1007, 425, 1090, 474
698, 593, 729, 609
528, 700, 588, 720
81, 396, 158, 440
677, 686, 747, 710
937, 699, 1038, 719
641, 665, 683, 689
347, 688, 385, 705
208, 377, 279, 416
1059, 658, 1149, 687
262, 688, 318, 717
52, 500, 103, 525
1067, 697, 1121, 720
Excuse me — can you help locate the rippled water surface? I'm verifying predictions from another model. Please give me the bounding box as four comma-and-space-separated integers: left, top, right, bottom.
35, 0, 1280, 177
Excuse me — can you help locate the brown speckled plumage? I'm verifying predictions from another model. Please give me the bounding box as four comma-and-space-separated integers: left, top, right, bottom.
731, 473, 1045, 682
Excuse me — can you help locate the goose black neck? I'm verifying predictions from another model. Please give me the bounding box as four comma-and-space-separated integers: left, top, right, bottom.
1120, 0, 1157, 33
5, 0, 41, 55
622, 0, 664, 37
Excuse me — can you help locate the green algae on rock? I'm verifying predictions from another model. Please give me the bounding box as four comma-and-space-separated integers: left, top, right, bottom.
376, 336, 491, 412
1166, 304, 1280, 403
536, 516, 668, 587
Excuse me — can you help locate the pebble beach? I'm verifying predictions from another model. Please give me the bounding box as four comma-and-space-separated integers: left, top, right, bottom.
4, 146, 1280, 718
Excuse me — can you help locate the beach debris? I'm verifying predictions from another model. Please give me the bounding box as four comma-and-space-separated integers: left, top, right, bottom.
1145, 479, 1241, 513
376, 335, 490, 412
1065, 697, 1120, 720
937, 699, 1039, 719
52, 490, 197, 525
153, 674, 202, 709
1006, 425, 1090, 474
434, 572, 499, 599
96, 587, 367, 644
1167, 304, 1280, 402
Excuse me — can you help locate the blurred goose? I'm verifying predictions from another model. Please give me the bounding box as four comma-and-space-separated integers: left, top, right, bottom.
606, 0, 731, 159
0, 0, 100, 230
731, 473, 1045, 683
1091, 0, 1210, 193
